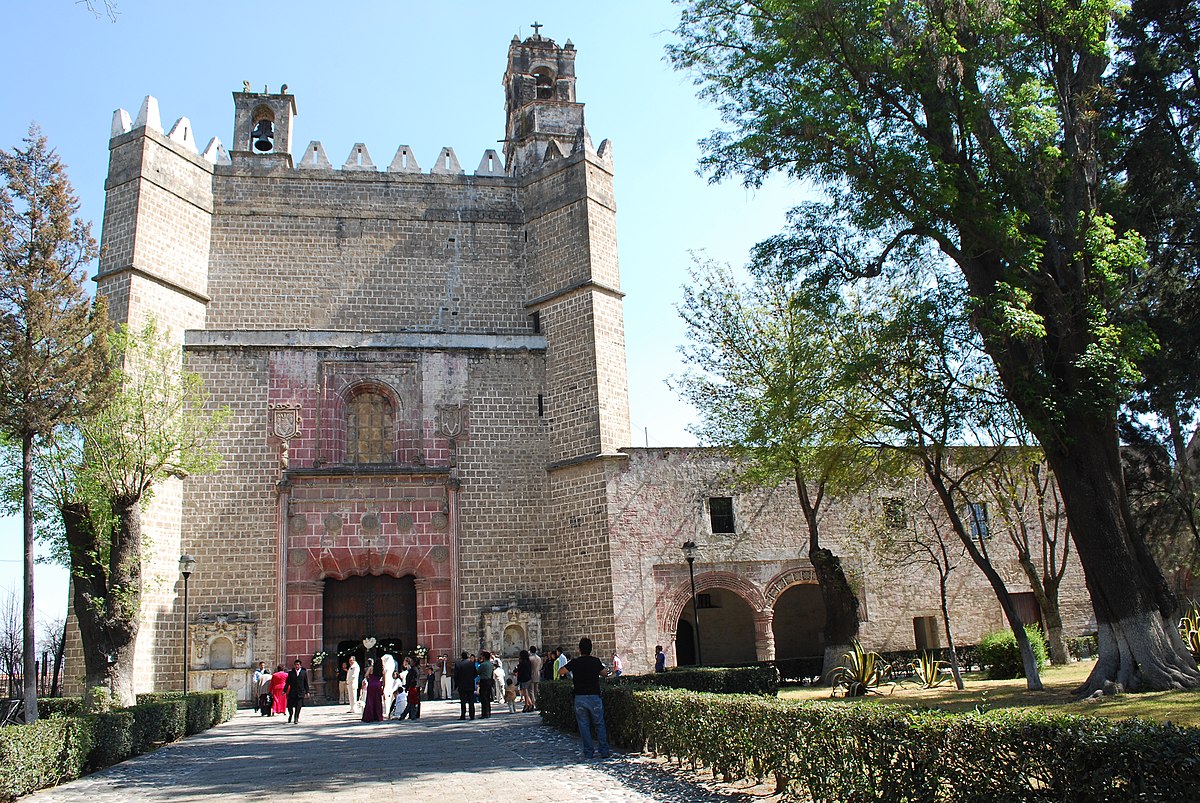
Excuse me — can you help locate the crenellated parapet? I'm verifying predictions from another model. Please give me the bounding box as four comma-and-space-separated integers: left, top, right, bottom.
110, 91, 612, 181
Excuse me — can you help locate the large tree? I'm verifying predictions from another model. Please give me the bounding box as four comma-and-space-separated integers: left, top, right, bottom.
674, 257, 877, 666
39, 321, 225, 708
0, 126, 111, 721
1108, 1, 1200, 581
672, 0, 1200, 692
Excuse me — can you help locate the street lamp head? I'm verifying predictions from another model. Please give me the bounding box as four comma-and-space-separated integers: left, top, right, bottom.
681, 540, 699, 564
179, 554, 196, 578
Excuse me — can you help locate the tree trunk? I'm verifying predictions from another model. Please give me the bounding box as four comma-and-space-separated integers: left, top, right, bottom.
1043, 415, 1200, 693
938, 569, 965, 689
21, 432, 38, 723
793, 471, 860, 673
1016, 554, 1071, 665
50, 621, 65, 698
63, 496, 144, 709
925, 465, 1044, 689
810, 547, 859, 674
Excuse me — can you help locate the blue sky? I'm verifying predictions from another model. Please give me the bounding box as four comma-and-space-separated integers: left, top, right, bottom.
0, 1, 807, 626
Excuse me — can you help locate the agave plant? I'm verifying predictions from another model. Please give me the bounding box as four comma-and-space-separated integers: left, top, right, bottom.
1180, 603, 1200, 659
827, 640, 888, 697
909, 651, 951, 688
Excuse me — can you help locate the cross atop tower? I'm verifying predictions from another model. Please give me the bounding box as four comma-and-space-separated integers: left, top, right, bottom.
531, 21, 543, 37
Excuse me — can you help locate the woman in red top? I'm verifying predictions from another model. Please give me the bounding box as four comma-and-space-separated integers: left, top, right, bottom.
270, 665, 288, 715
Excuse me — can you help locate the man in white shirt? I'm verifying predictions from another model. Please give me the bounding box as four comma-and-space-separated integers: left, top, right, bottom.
346, 655, 361, 713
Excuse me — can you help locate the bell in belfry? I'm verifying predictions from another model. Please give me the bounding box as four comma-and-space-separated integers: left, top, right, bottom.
251, 118, 274, 152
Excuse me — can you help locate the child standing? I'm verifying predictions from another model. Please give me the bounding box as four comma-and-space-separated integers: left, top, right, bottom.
399, 679, 421, 720
504, 677, 518, 713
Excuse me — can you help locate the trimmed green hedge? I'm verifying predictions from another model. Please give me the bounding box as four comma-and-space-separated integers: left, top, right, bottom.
610, 665, 778, 695
0, 716, 92, 800
37, 697, 85, 719
0, 691, 237, 800
136, 690, 237, 733
541, 686, 1200, 802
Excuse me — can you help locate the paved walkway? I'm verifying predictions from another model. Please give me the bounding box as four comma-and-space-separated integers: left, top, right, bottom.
28, 699, 761, 802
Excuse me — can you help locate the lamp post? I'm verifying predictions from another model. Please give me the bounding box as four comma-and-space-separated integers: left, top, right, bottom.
179, 554, 196, 695
681, 541, 702, 666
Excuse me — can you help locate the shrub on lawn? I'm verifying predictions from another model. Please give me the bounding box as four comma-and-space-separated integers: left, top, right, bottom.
976, 625, 1048, 679
543, 686, 1200, 802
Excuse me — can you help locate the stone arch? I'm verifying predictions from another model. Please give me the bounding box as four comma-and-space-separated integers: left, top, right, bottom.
764, 565, 820, 607
661, 571, 773, 665
532, 66, 556, 99
249, 104, 276, 152
661, 570, 768, 634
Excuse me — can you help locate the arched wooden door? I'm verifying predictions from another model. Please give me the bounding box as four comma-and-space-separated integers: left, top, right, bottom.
322, 575, 417, 697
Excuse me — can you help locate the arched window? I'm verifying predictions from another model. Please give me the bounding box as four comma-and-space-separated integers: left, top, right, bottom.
250, 105, 275, 152
209, 637, 234, 670
533, 68, 555, 100
346, 390, 394, 464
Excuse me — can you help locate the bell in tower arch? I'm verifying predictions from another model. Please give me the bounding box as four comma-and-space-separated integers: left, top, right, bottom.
251, 118, 275, 152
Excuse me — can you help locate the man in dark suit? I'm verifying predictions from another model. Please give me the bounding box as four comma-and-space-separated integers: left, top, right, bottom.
284, 658, 310, 723
453, 651, 477, 720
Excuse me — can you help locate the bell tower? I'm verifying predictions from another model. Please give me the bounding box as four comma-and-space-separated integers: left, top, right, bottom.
231, 86, 297, 166
503, 30, 584, 176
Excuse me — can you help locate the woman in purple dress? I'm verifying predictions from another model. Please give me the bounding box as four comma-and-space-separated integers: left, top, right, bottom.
360, 661, 384, 722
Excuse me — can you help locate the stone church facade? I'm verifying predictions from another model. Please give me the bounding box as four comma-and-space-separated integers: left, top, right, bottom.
69, 33, 1094, 699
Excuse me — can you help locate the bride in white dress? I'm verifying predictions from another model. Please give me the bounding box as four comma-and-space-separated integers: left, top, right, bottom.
380, 653, 396, 717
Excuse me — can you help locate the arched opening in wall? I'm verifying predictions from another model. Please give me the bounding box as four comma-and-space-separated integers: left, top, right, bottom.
209, 637, 234, 669
533, 67, 555, 100
772, 584, 827, 660
250, 105, 275, 153
346, 388, 395, 464
675, 619, 696, 666
322, 575, 417, 699
677, 588, 757, 666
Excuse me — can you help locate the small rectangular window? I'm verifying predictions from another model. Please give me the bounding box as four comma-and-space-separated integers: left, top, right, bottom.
708, 497, 735, 534
537, 393, 544, 417
967, 502, 989, 539
882, 497, 906, 529
696, 593, 716, 609
530, 311, 541, 333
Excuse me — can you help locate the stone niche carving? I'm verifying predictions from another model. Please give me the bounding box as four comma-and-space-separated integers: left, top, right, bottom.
188, 612, 258, 701
481, 603, 542, 675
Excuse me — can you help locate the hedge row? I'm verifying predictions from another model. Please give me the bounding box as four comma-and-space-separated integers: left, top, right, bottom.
539, 684, 1199, 802
0, 691, 236, 800
609, 665, 778, 695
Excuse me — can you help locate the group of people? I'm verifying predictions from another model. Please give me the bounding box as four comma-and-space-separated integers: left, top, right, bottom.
252, 659, 311, 723
249, 638, 641, 761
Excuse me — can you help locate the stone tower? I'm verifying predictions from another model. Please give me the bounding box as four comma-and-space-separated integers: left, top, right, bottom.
71, 31, 631, 698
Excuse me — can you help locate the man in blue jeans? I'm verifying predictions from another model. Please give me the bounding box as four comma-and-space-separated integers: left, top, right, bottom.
559, 636, 611, 759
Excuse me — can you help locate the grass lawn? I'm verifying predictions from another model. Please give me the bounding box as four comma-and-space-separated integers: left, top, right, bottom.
778, 660, 1200, 727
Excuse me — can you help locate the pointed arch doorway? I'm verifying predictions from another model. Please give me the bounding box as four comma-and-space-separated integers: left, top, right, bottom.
322, 575, 417, 697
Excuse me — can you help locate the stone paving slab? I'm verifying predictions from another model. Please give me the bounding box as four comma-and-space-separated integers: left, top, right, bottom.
27, 700, 762, 803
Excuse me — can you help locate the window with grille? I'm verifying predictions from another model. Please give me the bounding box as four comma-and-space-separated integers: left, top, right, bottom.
347, 390, 394, 464
708, 497, 735, 534
882, 497, 906, 529
967, 502, 990, 539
